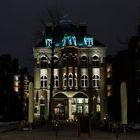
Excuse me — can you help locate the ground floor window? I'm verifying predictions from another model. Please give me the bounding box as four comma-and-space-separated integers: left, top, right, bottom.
72, 98, 89, 114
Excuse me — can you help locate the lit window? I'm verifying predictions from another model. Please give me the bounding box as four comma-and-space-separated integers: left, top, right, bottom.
45, 38, 52, 47
74, 74, 77, 88
85, 98, 88, 103
107, 91, 112, 96
107, 64, 112, 72
93, 75, 100, 88
40, 76, 47, 88
14, 75, 19, 81
81, 75, 88, 87
84, 105, 89, 113
15, 81, 19, 87
72, 105, 76, 113
14, 87, 19, 92
77, 98, 84, 103
54, 75, 59, 88
107, 73, 111, 78
97, 96, 100, 103
63, 74, 67, 87
96, 104, 100, 112
92, 56, 100, 67
68, 73, 73, 87
40, 57, 47, 68
84, 37, 93, 46
107, 85, 112, 90
62, 34, 76, 46
80, 56, 88, 67
107, 85, 112, 96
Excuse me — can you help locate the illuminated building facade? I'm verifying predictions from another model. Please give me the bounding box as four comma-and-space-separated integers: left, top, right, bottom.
33, 21, 107, 121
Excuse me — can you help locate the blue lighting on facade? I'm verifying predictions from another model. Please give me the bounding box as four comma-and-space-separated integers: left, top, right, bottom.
62, 34, 77, 46
84, 36, 94, 47
45, 38, 52, 48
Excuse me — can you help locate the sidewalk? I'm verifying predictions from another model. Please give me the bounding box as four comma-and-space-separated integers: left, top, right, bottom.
0, 121, 19, 133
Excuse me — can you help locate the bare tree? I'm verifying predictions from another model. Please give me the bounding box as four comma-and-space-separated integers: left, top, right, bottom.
37, 7, 65, 122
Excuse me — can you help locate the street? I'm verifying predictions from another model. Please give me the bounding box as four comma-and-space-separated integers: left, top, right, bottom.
0, 121, 140, 140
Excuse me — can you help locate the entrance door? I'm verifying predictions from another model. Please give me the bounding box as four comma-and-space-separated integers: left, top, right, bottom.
53, 93, 68, 120
54, 101, 66, 120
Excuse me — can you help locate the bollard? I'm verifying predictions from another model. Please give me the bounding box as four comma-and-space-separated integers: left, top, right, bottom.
55, 123, 58, 137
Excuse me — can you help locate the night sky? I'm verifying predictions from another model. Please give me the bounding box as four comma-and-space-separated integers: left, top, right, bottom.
0, 0, 140, 74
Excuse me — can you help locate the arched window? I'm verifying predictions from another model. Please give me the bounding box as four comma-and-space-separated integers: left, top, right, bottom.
63, 74, 67, 87
40, 76, 47, 88
40, 57, 47, 68
93, 75, 100, 88
40, 95, 45, 105
92, 56, 99, 67
75, 74, 77, 87
54, 75, 59, 88
81, 75, 88, 87
68, 73, 73, 87
80, 56, 88, 67
53, 56, 58, 67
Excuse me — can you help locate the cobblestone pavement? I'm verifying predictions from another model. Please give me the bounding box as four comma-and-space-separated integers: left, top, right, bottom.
0, 122, 140, 140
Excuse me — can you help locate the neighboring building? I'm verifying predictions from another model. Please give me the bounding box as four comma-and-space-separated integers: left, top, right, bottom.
111, 50, 129, 121
33, 21, 107, 122
106, 55, 113, 119
107, 25, 140, 123
127, 25, 140, 121
0, 54, 32, 121
18, 67, 33, 121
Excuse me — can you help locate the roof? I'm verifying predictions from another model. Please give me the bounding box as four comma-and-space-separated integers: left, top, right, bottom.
35, 22, 105, 48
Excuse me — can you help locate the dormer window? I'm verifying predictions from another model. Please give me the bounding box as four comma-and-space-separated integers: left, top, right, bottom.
84, 36, 93, 47
45, 38, 52, 47
62, 34, 76, 46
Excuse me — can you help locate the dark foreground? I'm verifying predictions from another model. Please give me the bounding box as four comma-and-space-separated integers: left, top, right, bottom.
0, 121, 140, 140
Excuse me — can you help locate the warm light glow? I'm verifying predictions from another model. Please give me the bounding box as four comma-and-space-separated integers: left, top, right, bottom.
14, 81, 19, 86
14, 87, 19, 92
107, 91, 112, 96
107, 73, 111, 78
107, 85, 112, 90
97, 96, 100, 103
107, 64, 112, 72
14, 75, 19, 92
92, 68, 100, 76
40, 69, 47, 77
96, 104, 100, 112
